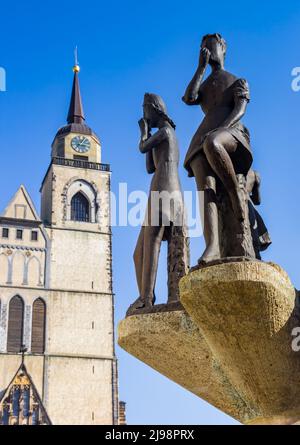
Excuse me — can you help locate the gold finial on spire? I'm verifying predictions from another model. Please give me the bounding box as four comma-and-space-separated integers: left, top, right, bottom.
73, 46, 80, 73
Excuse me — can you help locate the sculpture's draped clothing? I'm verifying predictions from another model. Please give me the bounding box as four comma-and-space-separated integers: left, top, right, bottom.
184, 75, 253, 177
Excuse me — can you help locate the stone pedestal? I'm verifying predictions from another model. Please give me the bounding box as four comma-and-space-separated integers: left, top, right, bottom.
118, 261, 300, 425
180, 261, 300, 425
118, 309, 252, 423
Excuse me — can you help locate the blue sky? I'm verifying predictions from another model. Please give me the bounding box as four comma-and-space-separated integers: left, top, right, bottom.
1, 0, 300, 425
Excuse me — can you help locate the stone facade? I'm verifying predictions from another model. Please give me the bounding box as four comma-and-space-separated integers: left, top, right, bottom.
0, 69, 118, 425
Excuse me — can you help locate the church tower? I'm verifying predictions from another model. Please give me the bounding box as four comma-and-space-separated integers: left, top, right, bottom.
0, 61, 118, 425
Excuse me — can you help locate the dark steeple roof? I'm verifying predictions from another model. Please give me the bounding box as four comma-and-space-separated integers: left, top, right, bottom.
67, 70, 85, 124
52, 65, 99, 144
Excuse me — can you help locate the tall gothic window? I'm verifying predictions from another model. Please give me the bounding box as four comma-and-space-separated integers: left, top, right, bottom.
31, 298, 46, 354
7, 295, 24, 353
71, 192, 90, 222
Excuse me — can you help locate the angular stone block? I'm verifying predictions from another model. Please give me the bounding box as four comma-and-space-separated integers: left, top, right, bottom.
180, 261, 300, 425
118, 310, 253, 423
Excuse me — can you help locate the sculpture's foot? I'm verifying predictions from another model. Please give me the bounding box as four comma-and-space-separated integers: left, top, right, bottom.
126, 295, 155, 316
198, 246, 220, 266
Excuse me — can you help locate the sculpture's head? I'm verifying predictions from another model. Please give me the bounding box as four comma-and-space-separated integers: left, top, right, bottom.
143, 93, 176, 129
201, 33, 227, 66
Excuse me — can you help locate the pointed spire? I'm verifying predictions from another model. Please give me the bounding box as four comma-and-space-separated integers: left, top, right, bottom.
67, 48, 85, 124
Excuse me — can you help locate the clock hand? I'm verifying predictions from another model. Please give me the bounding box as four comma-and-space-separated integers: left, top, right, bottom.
79, 138, 87, 146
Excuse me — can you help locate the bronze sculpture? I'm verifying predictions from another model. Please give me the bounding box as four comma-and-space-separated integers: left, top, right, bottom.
182, 33, 270, 263
246, 169, 271, 258
127, 94, 189, 315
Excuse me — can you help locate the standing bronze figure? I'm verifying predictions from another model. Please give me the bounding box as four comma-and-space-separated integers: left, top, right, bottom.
127, 94, 189, 315
182, 33, 270, 263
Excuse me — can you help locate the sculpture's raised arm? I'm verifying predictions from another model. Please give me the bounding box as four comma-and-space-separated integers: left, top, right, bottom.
182, 47, 210, 105
139, 123, 171, 154
138, 118, 155, 173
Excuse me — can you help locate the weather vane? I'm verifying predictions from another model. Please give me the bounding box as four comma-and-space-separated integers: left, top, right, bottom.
73, 46, 80, 73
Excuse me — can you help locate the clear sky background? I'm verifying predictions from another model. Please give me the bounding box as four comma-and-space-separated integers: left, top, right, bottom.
1, 0, 300, 425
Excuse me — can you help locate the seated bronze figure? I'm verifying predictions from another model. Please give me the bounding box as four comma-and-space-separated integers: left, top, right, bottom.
182, 33, 270, 263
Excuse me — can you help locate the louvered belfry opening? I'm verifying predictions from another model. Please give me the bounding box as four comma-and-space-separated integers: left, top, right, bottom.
31, 298, 46, 354
7, 296, 24, 353
71, 192, 90, 222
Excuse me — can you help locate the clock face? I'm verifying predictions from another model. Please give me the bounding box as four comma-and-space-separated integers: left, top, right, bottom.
71, 135, 91, 153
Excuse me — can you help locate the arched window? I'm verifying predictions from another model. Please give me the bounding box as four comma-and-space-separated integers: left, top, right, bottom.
71, 192, 90, 222
0, 253, 9, 284
12, 252, 26, 286
7, 295, 24, 353
31, 298, 46, 354
27, 256, 42, 287
66, 180, 98, 223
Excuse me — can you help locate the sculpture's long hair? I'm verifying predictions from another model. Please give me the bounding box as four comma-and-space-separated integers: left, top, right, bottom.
149, 103, 176, 130
144, 93, 176, 130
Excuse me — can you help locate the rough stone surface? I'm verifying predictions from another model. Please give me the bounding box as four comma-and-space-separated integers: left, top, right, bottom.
0, 354, 44, 396
44, 356, 113, 425
0, 185, 47, 288
0, 153, 117, 424
41, 163, 112, 293
118, 310, 253, 423
180, 261, 300, 425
